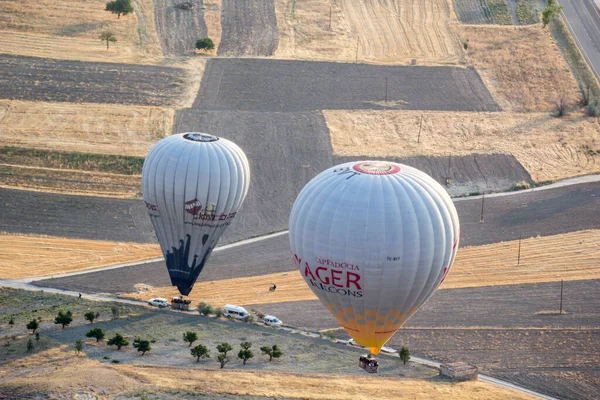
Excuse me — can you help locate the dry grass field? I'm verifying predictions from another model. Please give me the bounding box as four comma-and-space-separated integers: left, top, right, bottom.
125, 230, 600, 306
274, 0, 463, 65
0, 234, 160, 279
461, 25, 579, 112
0, 0, 162, 64
0, 347, 536, 400
326, 109, 600, 182
0, 100, 173, 157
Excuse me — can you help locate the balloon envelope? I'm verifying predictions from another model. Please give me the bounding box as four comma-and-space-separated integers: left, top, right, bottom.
142, 133, 250, 295
289, 161, 459, 355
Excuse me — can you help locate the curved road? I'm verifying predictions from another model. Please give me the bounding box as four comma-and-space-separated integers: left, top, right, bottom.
560, 0, 600, 80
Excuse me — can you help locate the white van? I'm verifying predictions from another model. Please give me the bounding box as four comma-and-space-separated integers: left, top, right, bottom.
223, 304, 249, 319
263, 315, 282, 327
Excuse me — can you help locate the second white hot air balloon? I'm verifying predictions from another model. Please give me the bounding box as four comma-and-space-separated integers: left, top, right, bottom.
289, 161, 459, 357
142, 133, 250, 295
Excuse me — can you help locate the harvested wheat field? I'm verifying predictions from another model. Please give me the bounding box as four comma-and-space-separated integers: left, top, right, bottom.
462, 25, 579, 111
0, 165, 142, 198
0, 347, 535, 400
125, 230, 600, 306
325, 110, 600, 182
0, 234, 160, 279
0, 0, 162, 64
0, 101, 172, 156
275, 0, 462, 65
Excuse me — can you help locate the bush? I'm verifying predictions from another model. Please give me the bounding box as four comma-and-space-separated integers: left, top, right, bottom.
27, 339, 34, 352
35, 332, 40, 341
322, 330, 337, 341
197, 302, 214, 316
75, 339, 83, 355
399, 346, 410, 365
191, 343, 210, 362
26, 319, 39, 334
133, 338, 151, 355
217, 353, 229, 369
260, 345, 283, 361
8, 316, 14, 325
84, 311, 100, 324
183, 331, 198, 347
554, 95, 569, 117
86, 327, 105, 342
196, 38, 215, 51
216, 342, 233, 356
588, 99, 600, 117
214, 307, 224, 318
510, 180, 531, 191
103, 356, 111, 360
243, 313, 257, 324
54, 311, 73, 329
111, 305, 121, 320
111, 359, 120, 363
107, 333, 129, 350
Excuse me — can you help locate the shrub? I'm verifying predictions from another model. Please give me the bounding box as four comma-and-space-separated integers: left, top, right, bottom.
107, 333, 129, 350
191, 344, 210, 362
86, 327, 106, 342
84, 311, 100, 324
322, 330, 337, 341
216, 342, 233, 356
54, 311, 73, 329
238, 348, 254, 365
197, 302, 214, 316
35, 332, 40, 341
553, 95, 569, 117
183, 331, 198, 347
8, 316, 14, 325
214, 307, 224, 318
133, 338, 151, 355
111, 359, 120, 363
588, 99, 600, 117
75, 339, 83, 355
27, 339, 34, 352
510, 181, 531, 191
243, 313, 257, 324
196, 38, 215, 51
217, 353, 229, 369
26, 319, 39, 334
111, 305, 121, 320
103, 356, 111, 360
399, 346, 410, 365
260, 345, 283, 361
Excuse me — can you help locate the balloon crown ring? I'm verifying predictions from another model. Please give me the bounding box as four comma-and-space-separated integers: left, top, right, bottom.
183, 133, 219, 142
352, 161, 401, 175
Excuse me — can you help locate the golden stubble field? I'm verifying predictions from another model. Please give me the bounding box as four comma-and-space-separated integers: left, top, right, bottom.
124, 230, 600, 307
326, 109, 600, 182
0, 233, 160, 279
0, 0, 162, 64
274, 0, 463, 65
0, 346, 536, 400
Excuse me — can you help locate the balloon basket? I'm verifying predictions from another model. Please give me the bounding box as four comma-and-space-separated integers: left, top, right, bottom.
359, 354, 379, 374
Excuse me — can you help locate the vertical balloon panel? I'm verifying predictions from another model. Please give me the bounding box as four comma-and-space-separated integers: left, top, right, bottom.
289, 161, 459, 355
142, 133, 250, 295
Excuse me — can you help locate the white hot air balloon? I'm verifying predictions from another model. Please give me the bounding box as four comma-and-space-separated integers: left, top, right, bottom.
142, 133, 250, 296
289, 161, 459, 358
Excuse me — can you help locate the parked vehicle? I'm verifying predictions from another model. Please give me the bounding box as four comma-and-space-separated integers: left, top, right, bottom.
148, 298, 169, 308
263, 315, 282, 327
222, 304, 249, 319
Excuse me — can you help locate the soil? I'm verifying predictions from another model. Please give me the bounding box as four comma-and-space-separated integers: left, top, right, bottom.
153, 0, 208, 55
0, 188, 156, 243
218, 0, 279, 56
193, 58, 499, 112
326, 110, 600, 183
0, 54, 186, 106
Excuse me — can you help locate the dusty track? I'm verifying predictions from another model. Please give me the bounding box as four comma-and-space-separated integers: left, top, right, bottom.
194, 58, 498, 112
218, 0, 279, 56
0, 55, 185, 106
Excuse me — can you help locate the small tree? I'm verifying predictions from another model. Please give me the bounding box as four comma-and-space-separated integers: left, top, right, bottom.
133, 338, 151, 355
54, 311, 73, 330
554, 95, 569, 118
75, 339, 83, 355
197, 302, 214, 316
26, 319, 39, 334
196, 38, 215, 51
107, 333, 129, 350
8, 316, 14, 325
27, 339, 34, 352
238, 341, 253, 365
260, 345, 283, 361
35, 332, 40, 342
86, 327, 106, 342
214, 307, 224, 318
216, 342, 233, 357
579, 83, 592, 106
191, 343, 210, 362
111, 305, 120, 320
217, 353, 229, 369
542, 0, 564, 28
100, 31, 117, 50
399, 346, 410, 365
105, 0, 134, 18
84, 311, 100, 324
183, 331, 198, 347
